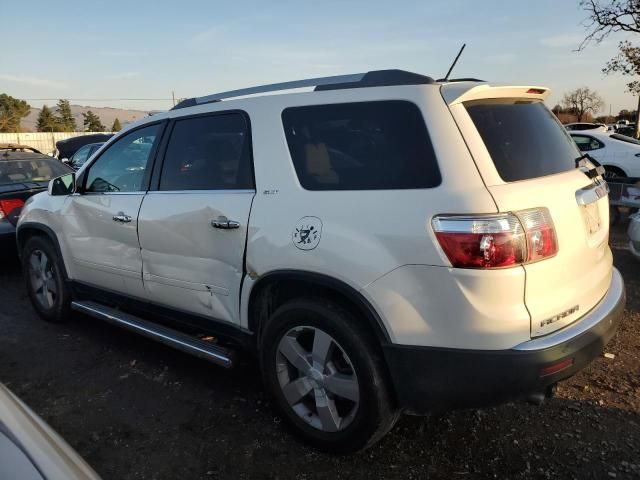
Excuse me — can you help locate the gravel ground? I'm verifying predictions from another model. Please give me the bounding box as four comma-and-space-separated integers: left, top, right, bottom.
0, 224, 638, 480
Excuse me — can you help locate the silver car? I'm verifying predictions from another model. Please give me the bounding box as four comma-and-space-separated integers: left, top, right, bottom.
0, 383, 99, 480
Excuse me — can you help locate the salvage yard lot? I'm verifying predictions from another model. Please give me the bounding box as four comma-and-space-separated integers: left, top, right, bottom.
0, 224, 638, 480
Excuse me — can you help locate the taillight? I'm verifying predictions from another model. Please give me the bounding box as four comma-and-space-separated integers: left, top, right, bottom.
432, 208, 557, 269
0, 198, 25, 221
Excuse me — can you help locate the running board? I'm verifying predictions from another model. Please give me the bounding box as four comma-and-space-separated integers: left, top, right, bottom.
71, 300, 235, 368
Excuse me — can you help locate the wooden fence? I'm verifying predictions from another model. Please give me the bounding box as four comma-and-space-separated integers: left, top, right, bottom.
0, 132, 113, 155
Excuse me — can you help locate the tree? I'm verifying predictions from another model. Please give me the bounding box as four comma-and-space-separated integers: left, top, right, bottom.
580, 0, 640, 136
82, 110, 105, 132
561, 87, 605, 121
55, 99, 76, 132
111, 118, 122, 132
36, 105, 58, 132
0, 94, 31, 132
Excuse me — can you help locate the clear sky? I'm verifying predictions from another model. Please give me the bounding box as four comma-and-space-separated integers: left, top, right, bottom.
0, 0, 637, 114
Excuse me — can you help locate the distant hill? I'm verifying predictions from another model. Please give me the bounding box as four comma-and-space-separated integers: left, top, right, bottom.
21, 105, 151, 132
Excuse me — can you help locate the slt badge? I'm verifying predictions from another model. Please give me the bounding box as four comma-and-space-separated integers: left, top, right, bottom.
293, 217, 322, 250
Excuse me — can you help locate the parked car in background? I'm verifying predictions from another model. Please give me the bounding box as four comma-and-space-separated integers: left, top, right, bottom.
65, 142, 105, 170
55, 134, 113, 161
627, 210, 640, 260
615, 125, 637, 137
570, 131, 640, 178
564, 122, 608, 132
0, 144, 72, 251
0, 382, 99, 479
18, 71, 624, 452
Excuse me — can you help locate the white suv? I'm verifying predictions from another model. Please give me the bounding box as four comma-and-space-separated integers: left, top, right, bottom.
17, 70, 625, 452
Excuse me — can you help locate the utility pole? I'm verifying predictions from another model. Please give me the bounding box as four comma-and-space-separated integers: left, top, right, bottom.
172, 91, 176, 107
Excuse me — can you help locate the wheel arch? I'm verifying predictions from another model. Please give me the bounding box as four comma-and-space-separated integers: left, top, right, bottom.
16, 222, 69, 280
247, 270, 391, 346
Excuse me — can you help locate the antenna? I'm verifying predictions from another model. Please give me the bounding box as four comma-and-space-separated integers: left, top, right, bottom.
442, 44, 466, 81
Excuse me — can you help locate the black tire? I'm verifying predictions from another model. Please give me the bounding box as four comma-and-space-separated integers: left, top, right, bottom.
604, 166, 626, 179
260, 297, 398, 453
22, 236, 71, 323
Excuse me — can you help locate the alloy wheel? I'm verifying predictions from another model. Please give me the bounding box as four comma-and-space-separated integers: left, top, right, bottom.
275, 326, 360, 432
28, 249, 57, 309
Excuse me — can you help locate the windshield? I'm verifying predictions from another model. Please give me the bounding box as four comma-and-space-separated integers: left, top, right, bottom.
465, 99, 580, 182
0, 158, 71, 186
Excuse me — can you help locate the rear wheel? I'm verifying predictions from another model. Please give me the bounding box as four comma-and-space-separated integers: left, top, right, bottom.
22, 236, 71, 323
260, 298, 397, 453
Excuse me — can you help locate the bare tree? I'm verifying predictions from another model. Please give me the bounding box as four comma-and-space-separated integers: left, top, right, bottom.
580, 0, 640, 135
561, 87, 605, 121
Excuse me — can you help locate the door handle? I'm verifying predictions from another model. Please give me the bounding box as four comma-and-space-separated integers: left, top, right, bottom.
211, 216, 240, 229
112, 212, 132, 223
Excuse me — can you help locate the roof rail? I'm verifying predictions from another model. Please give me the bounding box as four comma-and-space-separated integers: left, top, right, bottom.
171, 69, 435, 110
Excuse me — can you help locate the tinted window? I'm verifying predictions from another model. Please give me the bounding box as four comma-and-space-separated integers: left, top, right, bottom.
282, 101, 440, 190
465, 100, 580, 182
610, 133, 640, 145
71, 145, 91, 165
571, 135, 604, 152
159, 113, 253, 191
85, 124, 160, 193
0, 158, 70, 185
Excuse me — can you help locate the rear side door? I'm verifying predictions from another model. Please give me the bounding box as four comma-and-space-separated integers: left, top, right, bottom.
137, 111, 255, 324
61, 123, 164, 297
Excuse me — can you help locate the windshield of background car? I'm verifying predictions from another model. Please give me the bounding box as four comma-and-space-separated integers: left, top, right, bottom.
0, 157, 71, 185
465, 99, 580, 182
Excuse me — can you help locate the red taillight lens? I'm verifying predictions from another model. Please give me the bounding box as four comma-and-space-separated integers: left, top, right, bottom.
0, 198, 25, 220
432, 208, 557, 269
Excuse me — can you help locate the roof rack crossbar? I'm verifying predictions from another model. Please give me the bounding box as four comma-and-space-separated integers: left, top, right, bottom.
195, 73, 366, 105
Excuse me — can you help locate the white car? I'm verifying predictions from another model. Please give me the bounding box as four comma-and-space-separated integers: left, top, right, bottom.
570, 131, 640, 178
565, 122, 608, 132
17, 70, 625, 452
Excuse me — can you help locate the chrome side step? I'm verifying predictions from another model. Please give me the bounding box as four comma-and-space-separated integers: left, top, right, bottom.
71, 300, 235, 368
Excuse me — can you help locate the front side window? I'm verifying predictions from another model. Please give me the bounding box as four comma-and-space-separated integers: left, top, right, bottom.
159, 113, 253, 191
85, 124, 160, 193
610, 133, 640, 145
282, 101, 441, 190
571, 135, 604, 152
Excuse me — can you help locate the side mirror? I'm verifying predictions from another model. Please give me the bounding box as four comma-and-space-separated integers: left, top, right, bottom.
48, 173, 76, 196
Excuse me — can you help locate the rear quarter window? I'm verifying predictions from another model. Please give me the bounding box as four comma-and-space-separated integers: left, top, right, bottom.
281, 101, 441, 190
465, 99, 580, 182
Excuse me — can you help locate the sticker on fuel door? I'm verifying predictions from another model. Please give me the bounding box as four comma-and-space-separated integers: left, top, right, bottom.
293, 217, 322, 250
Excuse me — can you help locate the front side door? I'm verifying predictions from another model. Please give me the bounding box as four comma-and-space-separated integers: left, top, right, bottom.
61, 123, 164, 297
137, 112, 255, 324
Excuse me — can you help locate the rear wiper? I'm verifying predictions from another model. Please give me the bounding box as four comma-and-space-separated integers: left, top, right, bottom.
575, 153, 606, 179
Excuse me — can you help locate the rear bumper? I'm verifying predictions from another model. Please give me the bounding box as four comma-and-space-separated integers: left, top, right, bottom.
383, 268, 625, 414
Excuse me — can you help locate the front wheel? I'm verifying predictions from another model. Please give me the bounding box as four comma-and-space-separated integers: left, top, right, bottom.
260, 298, 398, 453
603, 166, 626, 179
22, 236, 71, 323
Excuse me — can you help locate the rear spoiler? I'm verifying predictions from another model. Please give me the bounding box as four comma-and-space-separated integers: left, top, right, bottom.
441, 82, 550, 105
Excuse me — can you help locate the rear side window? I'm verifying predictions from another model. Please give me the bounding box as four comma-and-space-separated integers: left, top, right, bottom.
571, 134, 604, 152
282, 101, 441, 190
465, 100, 580, 182
159, 113, 253, 191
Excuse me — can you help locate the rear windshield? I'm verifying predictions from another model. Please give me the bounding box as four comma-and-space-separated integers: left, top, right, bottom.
0, 158, 70, 185
282, 101, 441, 190
465, 99, 580, 182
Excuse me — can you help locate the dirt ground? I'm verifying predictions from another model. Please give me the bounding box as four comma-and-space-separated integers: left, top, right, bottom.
0, 223, 638, 480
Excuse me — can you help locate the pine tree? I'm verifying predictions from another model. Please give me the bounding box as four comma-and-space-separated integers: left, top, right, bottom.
36, 105, 58, 132
82, 110, 106, 132
111, 118, 122, 132
0, 94, 31, 132
55, 99, 76, 132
